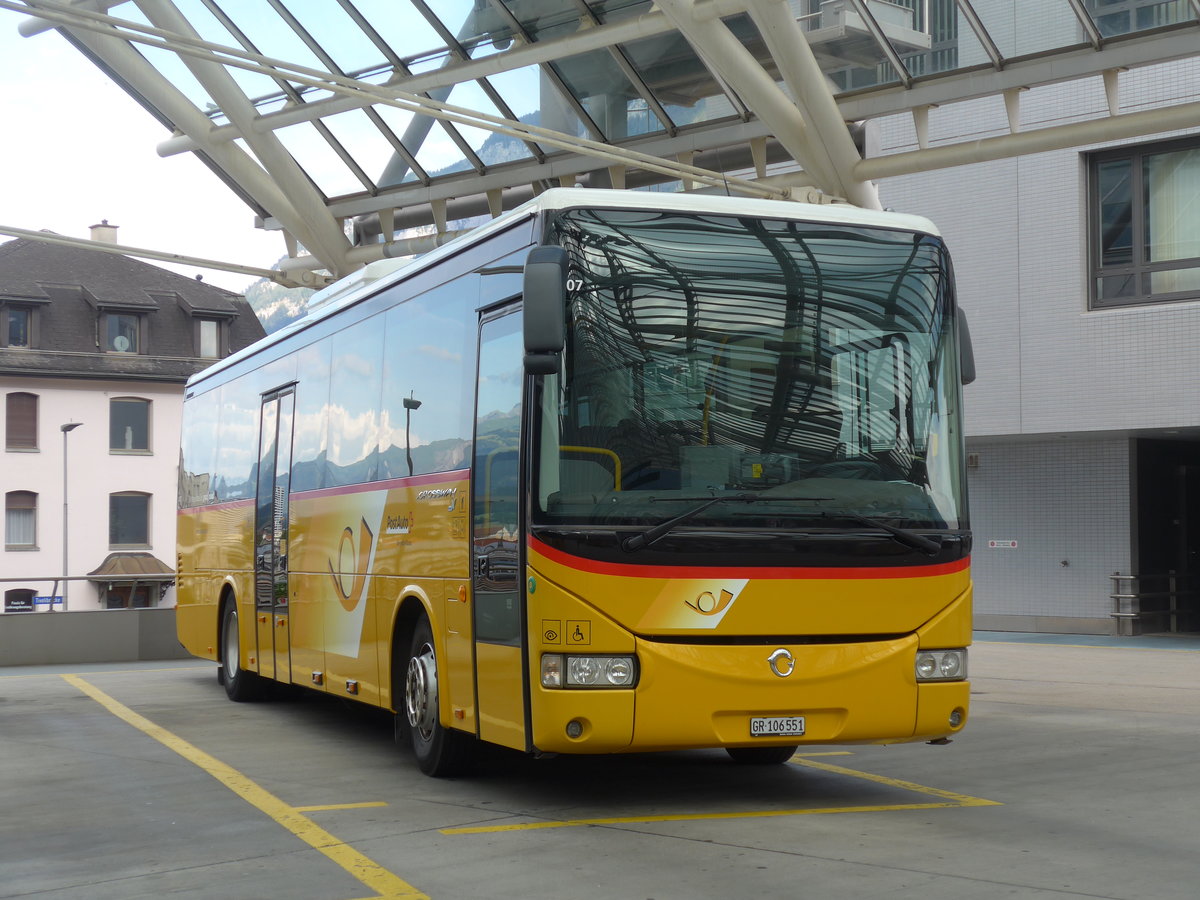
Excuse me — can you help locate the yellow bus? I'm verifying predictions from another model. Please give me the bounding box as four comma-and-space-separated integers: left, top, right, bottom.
177, 188, 974, 776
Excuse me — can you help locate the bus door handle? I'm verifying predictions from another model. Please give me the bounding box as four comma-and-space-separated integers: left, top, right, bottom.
475, 556, 489, 578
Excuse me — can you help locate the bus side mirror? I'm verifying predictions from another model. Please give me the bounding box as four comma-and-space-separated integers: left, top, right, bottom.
523, 246, 568, 374
958, 308, 976, 385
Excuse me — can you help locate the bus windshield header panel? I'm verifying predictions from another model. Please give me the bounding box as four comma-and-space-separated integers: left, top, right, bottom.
533, 206, 967, 561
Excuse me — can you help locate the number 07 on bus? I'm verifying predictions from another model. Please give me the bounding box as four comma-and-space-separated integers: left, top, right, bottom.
176, 189, 975, 776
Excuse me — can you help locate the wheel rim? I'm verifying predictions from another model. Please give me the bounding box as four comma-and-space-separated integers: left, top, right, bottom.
405, 641, 438, 740
223, 608, 239, 680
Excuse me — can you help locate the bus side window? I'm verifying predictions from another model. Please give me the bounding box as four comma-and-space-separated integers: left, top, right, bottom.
326, 317, 384, 487
179, 388, 219, 508
380, 277, 476, 479
290, 339, 332, 493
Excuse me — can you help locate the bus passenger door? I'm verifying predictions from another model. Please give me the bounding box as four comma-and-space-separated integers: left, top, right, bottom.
472, 309, 527, 750
254, 387, 296, 682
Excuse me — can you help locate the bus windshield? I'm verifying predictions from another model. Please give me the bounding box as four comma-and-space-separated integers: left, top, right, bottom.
533, 207, 967, 534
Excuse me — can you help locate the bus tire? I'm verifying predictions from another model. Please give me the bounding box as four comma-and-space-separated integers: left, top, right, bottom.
403, 616, 474, 777
221, 601, 263, 702
725, 745, 798, 765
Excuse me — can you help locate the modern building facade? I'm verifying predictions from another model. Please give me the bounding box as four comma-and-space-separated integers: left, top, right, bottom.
1, 225, 264, 613
876, 30, 1200, 634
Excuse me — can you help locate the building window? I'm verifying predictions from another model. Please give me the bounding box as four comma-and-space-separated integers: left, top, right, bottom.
2, 305, 32, 348
5, 491, 37, 549
105, 312, 141, 353
110, 397, 150, 452
197, 319, 221, 358
104, 584, 156, 609
5, 392, 38, 450
110, 492, 150, 547
1090, 137, 1200, 308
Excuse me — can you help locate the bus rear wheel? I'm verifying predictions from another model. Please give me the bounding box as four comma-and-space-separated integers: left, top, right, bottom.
221, 602, 263, 702
402, 616, 474, 777
726, 745, 798, 765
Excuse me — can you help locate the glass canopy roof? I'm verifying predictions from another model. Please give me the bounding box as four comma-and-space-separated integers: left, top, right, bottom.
7, 0, 1200, 284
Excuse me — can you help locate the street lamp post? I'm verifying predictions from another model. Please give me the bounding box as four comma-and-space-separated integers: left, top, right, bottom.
403, 394, 422, 477
60, 422, 82, 610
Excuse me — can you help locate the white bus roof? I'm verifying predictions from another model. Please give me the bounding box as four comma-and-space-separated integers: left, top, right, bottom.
190, 189, 939, 390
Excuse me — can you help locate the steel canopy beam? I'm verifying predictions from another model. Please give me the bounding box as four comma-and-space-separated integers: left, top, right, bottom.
744, 0, 880, 208
134, 0, 353, 277
837, 28, 1200, 122
857, 98, 1200, 180
154, 1, 728, 155
14, 0, 782, 197
0, 224, 287, 283
656, 0, 879, 208
17, 2, 331, 280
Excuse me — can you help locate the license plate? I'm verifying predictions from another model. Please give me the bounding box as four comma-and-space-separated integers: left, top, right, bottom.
750, 716, 806, 737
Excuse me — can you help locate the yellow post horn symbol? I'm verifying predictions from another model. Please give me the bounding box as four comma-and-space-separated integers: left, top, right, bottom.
686, 588, 735, 616
328, 517, 374, 611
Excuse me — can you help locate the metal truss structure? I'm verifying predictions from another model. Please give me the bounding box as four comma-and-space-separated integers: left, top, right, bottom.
3, 0, 1199, 286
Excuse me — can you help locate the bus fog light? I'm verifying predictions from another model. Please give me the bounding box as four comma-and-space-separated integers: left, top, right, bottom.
915, 649, 967, 682
949, 707, 964, 728
565, 719, 584, 738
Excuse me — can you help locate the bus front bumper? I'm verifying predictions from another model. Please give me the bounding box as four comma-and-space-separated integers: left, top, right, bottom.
530, 634, 969, 754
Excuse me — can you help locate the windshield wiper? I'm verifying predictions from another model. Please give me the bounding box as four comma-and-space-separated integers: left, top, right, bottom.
817, 511, 943, 556
621, 493, 828, 552
621, 496, 944, 556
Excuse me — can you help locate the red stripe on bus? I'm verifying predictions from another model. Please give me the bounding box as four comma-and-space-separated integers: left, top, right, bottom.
528, 535, 969, 580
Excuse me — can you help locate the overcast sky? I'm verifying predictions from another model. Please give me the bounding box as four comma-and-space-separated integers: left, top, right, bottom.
0, 12, 285, 292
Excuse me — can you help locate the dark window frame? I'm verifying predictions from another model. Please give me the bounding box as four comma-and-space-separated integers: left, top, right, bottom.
195, 317, 223, 358
1088, 135, 1200, 309
1, 303, 35, 348
103, 311, 146, 354
109, 397, 152, 454
5, 391, 38, 451
109, 491, 151, 548
5, 490, 37, 549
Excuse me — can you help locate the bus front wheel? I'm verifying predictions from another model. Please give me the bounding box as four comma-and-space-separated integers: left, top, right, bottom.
402, 616, 474, 776
726, 745, 798, 765
221, 602, 263, 702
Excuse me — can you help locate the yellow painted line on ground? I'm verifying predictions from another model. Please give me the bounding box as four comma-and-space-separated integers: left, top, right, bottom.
62, 674, 426, 900
791, 757, 1002, 807
295, 802, 390, 813
0, 665, 210, 680
440, 754, 1000, 835
793, 751, 854, 757
443, 801, 978, 834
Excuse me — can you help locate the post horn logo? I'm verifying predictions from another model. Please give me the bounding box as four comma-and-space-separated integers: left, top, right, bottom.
685, 588, 735, 616
328, 518, 374, 612
767, 648, 795, 678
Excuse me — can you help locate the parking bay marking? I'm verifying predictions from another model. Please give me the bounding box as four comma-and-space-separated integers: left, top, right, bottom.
59, 673, 999, 854
440, 753, 1001, 835
62, 674, 425, 900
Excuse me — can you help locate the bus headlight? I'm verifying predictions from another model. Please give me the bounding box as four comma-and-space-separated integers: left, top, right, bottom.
915, 649, 967, 682
541, 654, 638, 688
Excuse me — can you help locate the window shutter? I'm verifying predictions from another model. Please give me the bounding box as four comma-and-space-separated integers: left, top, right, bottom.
5, 393, 38, 449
